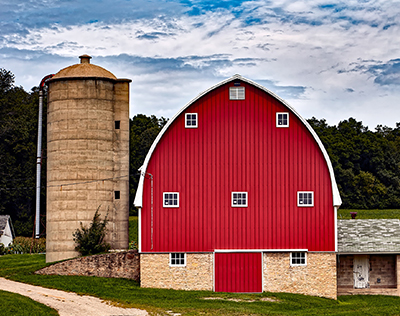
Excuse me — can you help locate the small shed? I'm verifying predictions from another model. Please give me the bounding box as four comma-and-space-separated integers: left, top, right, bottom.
0, 215, 15, 248
337, 219, 400, 296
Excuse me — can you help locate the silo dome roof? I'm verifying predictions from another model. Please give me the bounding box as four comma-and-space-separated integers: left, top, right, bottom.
52, 55, 117, 80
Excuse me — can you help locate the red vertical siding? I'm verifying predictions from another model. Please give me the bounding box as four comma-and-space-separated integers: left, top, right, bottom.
215, 252, 262, 293
141, 81, 335, 252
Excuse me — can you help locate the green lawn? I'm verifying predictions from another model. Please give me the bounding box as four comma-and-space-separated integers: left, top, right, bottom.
2, 254, 400, 315
338, 209, 400, 219
0, 289, 58, 316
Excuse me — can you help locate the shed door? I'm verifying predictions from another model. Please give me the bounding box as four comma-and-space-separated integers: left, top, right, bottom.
215, 252, 262, 293
353, 255, 369, 288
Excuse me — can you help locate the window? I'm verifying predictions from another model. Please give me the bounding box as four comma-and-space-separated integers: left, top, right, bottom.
115, 120, 121, 129
170, 253, 186, 266
229, 87, 245, 100
232, 192, 248, 207
276, 113, 289, 127
185, 113, 198, 128
297, 191, 314, 207
290, 252, 307, 266
163, 192, 179, 207
114, 191, 120, 199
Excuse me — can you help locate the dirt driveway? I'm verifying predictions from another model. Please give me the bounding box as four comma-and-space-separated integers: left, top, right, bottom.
0, 277, 148, 316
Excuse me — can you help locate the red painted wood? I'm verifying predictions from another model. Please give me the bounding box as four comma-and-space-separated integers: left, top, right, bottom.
215, 252, 262, 293
141, 80, 335, 252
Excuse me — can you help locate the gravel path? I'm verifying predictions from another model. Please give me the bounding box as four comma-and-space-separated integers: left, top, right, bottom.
0, 277, 148, 316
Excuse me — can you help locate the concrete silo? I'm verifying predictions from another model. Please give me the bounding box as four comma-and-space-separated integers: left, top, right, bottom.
46, 55, 130, 262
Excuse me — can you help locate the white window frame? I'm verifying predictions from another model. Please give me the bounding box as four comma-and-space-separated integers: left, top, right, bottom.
290, 252, 307, 266
297, 191, 314, 207
276, 112, 289, 127
169, 253, 186, 267
229, 86, 245, 100
185, 113, 198, 128
231, 192, 248, 207
163, 192, 179, 208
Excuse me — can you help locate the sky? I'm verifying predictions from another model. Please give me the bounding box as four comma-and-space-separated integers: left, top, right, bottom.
1, 0, 400, 129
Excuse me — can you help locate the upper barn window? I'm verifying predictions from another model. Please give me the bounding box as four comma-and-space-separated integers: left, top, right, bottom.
232, 192, 248, 207
185, 113, 198, 128
276, 113, 289, 127
297, 191, 314, 207
163, 192, 179, 207
229, 87, 245, 100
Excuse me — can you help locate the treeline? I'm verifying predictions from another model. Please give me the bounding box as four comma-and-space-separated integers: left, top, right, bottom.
308, 117, 400, 209
1, 68, 400, 236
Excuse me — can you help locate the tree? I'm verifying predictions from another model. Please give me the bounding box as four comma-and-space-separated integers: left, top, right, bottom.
129, 114, 167, 215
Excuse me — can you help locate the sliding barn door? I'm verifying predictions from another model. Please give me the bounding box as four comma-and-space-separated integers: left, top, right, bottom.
215, 252, 262, 293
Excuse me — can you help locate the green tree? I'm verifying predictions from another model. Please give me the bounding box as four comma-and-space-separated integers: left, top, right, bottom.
0, 69, 44, 236
129, 114, 167, 215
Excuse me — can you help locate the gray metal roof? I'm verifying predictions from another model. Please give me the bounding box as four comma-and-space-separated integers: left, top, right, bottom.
0, 215, 10, 236
338, 219, 400, 253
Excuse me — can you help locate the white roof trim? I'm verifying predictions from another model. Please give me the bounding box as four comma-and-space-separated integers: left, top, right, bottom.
134, 74, 342, 208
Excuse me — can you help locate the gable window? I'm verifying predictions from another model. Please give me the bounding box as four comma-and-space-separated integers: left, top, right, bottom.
290, 252, 307, 266
170, 253, 186, 266
229, 87, 245, 100
276, 112, 289, 127
185, 113, 198, 128
297, 191, 314, 207
232, 192, 248, 207
163, 192, 179, 207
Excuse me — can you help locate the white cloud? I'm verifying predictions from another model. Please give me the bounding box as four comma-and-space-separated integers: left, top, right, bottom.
2, 0, 400, 127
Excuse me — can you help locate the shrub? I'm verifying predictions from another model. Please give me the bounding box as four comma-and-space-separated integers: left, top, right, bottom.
0, 238, 46, 255
73, 207, 110, 256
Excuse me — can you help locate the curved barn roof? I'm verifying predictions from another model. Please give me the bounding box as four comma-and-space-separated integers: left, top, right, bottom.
134, 74, 342, 208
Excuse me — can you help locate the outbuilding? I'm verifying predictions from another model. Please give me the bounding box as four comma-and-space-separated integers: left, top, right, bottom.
134, 75, 342, 299
337, 219, 400, 296
0, 215, 15, 248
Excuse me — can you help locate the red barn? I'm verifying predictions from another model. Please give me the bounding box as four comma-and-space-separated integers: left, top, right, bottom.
135, 75, 341, 298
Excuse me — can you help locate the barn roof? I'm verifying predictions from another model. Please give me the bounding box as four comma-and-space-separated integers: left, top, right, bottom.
134, 74, 342, 208
338, 219, 400, 253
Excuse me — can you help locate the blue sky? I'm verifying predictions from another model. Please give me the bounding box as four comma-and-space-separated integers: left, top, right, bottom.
1, 0, 400, 128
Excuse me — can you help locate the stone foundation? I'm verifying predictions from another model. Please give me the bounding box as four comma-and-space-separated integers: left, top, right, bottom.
263, 252, 337, 299
36, 250, 139, 281
140, 253, 213, 291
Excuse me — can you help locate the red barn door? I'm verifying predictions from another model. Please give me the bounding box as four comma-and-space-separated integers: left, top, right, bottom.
215, 252, 262, 293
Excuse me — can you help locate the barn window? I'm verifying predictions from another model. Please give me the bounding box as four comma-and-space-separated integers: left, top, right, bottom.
163, 192, 179, 207
229, 87, 245, 100
170, 253, 186, 266
276, 113, 289, 127
232, 192, 248, 207
185, 113, 198, 128
290, 252, 307, 266
297, 191, 314, 207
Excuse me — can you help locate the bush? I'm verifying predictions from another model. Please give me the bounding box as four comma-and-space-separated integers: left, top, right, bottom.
73, 207, 110, 256
0, 237, 46, 255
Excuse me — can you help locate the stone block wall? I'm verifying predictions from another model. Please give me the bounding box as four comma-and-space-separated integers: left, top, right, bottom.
337, 255, 353, 287
263, 252, 337, 299
338, 254, 397, 289
36, 251, 139, 281
141, 253, 213, 291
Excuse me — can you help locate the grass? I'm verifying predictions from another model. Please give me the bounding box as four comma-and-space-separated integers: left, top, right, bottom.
129, 216, 138, 245
0, 289, 58, 316
2, 254, 400, 315
338, 209, 400, 219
